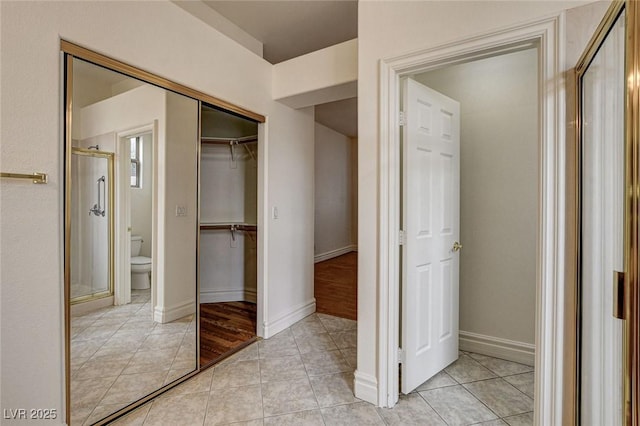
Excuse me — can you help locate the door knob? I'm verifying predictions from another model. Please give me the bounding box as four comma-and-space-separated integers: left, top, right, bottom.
452, 241, 463, 252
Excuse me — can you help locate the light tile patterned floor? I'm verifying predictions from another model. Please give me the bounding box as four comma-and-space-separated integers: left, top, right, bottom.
70, 290, 197, 425
110, 313, 534, 426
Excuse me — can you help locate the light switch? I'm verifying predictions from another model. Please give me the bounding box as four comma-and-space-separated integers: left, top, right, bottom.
272, 206, 278, 219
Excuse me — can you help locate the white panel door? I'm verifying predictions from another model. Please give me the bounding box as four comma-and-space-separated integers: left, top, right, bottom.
401, 78, 461, 394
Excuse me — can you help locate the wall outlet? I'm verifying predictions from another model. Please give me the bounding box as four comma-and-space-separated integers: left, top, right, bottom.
175, 205, 187, 217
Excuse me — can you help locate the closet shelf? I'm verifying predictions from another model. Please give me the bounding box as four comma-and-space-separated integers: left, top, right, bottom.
201, 135, 257, 145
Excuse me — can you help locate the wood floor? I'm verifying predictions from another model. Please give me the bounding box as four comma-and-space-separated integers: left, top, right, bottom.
314, 251, 357, 320
199, 301, 256, 367
198, 253, 356, 367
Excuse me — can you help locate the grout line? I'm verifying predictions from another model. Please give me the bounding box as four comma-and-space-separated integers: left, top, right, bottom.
457, 383, 503, 423
415, 391, 450, 425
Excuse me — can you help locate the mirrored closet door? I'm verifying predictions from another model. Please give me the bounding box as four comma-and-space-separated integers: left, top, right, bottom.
65, 52, 199, 425
63, 40, 266, 425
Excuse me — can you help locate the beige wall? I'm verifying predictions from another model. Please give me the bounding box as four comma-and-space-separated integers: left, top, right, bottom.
357, 0, 599, 405
0, 1, 315, 417
415, 48, 538, 346
314, 123, 356, 258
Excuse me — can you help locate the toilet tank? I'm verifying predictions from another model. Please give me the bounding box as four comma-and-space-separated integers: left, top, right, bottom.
131, 235, 143, 257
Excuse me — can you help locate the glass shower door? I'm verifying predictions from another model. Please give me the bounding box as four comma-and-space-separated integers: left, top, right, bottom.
579, 7, 625, 425
70, 149, 114, 302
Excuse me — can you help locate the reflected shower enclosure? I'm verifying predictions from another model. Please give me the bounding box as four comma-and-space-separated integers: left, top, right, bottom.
70, 148, 114, 302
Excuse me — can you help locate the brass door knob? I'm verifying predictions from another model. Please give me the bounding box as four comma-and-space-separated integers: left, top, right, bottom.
452, 241, 463, 252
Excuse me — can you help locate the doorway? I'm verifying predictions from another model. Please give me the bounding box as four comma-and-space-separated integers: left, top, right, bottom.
397, 46, 539, 422
313, 109, 358, 321
376, 16, 566, 419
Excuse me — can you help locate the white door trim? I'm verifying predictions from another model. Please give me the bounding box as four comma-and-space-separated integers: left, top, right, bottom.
376, 14, 566, 425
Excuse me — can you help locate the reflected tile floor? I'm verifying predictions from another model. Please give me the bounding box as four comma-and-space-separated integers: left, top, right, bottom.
111, 313, 534, 426
70, 289, 197, 425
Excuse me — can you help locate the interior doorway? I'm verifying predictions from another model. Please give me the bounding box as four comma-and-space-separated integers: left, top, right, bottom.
376, 16, 568, 419
313, 100, 358, 320
396, 47, 539, 424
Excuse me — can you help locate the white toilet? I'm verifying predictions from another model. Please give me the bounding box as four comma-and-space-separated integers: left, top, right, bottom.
131, 235, 152, 289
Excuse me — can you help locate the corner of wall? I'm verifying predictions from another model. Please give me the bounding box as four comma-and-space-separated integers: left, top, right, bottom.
262, 299, 316, 338
354, 370, 378, 406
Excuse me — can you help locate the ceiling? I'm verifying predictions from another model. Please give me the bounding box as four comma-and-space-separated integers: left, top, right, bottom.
202, 0, 357, 64
201, 0, 359, 137
315, 97, 357, 138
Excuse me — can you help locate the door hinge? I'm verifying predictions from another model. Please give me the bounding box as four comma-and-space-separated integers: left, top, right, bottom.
399, 111, 406, 127
397, 348, 405, 364
613, 270, 625, 319
398, 230, 405, 246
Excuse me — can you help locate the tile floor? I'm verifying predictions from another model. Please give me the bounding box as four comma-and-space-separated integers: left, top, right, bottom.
70, 289, 197, 425
108, 312, 534, 426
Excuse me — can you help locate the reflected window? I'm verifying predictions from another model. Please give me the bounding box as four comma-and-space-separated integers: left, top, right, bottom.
130, 136, 141, 188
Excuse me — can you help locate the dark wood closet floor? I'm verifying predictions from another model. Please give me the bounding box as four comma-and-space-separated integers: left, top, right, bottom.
199, 301, 257, 367
314, 252, 357, 320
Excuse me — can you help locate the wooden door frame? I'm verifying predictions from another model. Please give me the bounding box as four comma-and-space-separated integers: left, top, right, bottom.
376, 14, 564, 424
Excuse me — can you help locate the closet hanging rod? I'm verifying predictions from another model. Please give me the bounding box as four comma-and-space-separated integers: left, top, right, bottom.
200, 223, 257, 232
201, 135, 258, 145
1, 172, 48, 184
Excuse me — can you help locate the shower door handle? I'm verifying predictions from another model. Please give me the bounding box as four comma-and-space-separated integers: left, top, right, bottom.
89, 176, 106, 216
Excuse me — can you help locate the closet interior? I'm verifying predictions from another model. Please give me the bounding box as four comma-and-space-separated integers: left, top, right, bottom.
199, 104, 258, 367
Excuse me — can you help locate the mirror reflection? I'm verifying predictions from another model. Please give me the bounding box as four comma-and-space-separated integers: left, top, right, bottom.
68, 58, 198, 425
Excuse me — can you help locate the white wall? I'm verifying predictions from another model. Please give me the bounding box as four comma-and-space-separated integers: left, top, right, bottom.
414, 48, 538, 348
273, 39, 358, 108
262, 103, 315, 337
0, 1, 314, 420
357, 0, 599, 405
314, 123, 355, 260
156, 91, 199, 322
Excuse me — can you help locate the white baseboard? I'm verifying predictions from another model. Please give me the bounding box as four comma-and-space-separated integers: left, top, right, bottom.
354, 370, 378, 405
459, 330, 535, 366
262, 298, 316, 338
200, 289, 257, 304
314, 245, 357, 263
154, 299, 196, 323
71, 296, 114, 316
